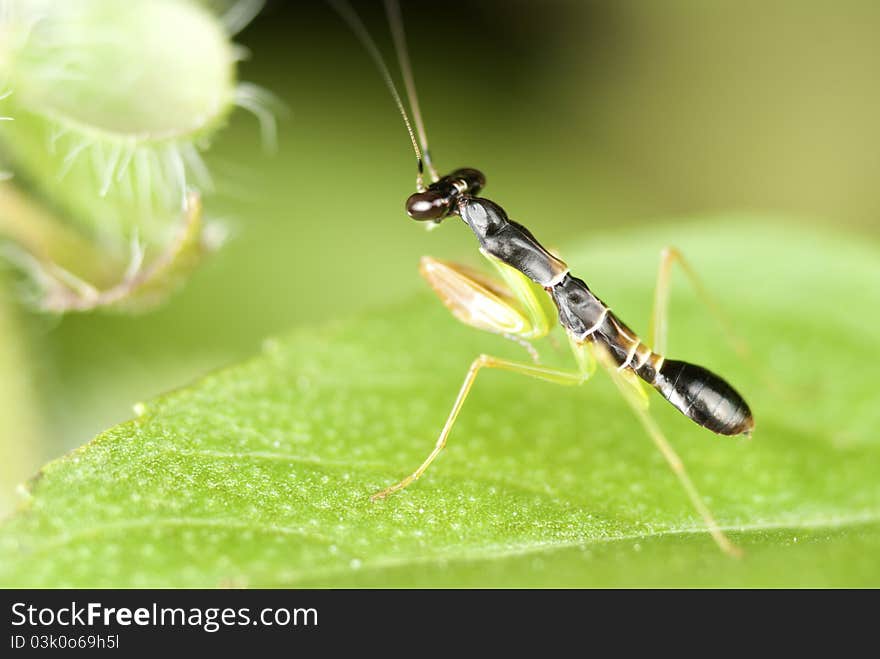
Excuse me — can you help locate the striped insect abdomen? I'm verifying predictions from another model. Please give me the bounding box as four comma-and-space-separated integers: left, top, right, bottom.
549, 274, 753, 436
650, 359, 753, 436
593, 313, 754, 436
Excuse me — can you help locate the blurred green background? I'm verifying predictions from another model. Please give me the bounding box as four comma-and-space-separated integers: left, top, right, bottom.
1, 0, 879, 515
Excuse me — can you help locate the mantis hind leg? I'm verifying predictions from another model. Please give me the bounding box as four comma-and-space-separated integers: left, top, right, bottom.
593, 343, 742, 557
371, 354, 591, 501
651, 246, 782, 415
650, 246, 750, 358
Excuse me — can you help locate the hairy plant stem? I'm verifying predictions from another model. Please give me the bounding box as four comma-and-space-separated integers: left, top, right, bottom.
0, 272, 44, 516
0, 181, 122, 286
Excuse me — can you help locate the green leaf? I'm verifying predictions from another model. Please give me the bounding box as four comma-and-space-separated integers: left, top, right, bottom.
1, 221, 878, 587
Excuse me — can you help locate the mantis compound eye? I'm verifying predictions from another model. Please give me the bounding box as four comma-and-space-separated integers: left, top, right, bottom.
406, 191, 451, 221
406, 168, 486, 221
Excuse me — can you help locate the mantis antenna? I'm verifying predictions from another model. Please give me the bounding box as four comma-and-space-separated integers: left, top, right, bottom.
327, 0, 430, 190
383, 0, 439, 183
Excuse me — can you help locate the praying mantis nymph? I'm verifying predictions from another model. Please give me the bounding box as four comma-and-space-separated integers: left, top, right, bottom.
331, 0, 754, 557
